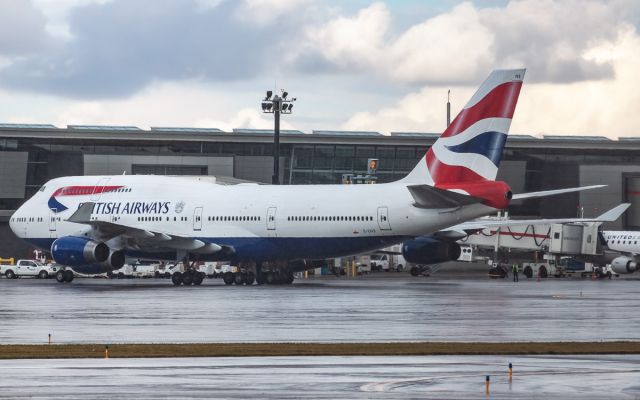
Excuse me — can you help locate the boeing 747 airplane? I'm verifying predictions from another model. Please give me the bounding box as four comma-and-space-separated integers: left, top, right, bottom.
8, 69, 602, 285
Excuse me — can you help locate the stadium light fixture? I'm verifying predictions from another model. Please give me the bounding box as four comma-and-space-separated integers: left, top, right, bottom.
260, 89, 297, 184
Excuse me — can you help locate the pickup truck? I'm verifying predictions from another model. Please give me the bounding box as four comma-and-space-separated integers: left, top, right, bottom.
1, 259, 60, 279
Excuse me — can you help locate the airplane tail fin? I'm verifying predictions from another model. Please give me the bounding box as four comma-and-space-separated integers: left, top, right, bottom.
403, 69, 525, 185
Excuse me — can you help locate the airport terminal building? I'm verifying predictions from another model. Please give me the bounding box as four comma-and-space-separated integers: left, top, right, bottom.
1, 123, 640, 255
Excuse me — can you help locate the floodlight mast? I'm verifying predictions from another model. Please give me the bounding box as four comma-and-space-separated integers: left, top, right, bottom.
261, 89, 296, 185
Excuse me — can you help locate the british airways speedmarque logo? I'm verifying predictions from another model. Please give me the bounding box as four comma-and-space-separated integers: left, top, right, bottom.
48, 185, 124, 213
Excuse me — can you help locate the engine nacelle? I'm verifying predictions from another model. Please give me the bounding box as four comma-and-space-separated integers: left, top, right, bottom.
402, 236, 461, 264
71, 250, 126, 274
98, 250, 125, 270
610, 256, 638, 274
51, 236, 109, 267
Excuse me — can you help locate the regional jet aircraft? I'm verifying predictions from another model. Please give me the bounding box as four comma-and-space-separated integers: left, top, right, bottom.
597, 230, 640, 274
8, 69, 602, 285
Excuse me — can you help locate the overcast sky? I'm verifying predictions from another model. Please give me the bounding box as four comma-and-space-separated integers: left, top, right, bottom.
0, 0, 638, 137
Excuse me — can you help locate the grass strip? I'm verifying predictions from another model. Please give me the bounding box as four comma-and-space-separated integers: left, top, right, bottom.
1, 342, 640, 359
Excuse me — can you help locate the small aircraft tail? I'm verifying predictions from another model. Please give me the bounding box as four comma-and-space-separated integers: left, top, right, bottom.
404, 69, 525, 185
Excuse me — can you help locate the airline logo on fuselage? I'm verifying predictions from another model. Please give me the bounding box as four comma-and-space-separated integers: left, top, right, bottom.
48, 185, 125, 213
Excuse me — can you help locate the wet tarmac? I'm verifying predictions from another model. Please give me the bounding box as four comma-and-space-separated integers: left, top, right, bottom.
1, 275, 639, 344
0, 355, 639, 399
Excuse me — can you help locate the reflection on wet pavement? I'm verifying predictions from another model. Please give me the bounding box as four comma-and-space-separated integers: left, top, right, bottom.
1, 355, 639, 399
1, 276, 638, 344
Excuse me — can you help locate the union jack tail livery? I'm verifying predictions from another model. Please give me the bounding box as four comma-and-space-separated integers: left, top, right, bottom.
404, 69, 525, 209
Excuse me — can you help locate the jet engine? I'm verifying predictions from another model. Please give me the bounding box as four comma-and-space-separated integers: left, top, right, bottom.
402, 236, 461, 264
100, 250, 125, 270
51, 236, 109, 267
610, 256, 638, 274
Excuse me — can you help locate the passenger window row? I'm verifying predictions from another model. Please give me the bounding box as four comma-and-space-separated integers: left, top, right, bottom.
207, 216, 261, 222
138, 216, 163, 222
135, 216, 189, 222
612, 240, 637, 245
287, 216, 373, 222
12, 217, 63, 222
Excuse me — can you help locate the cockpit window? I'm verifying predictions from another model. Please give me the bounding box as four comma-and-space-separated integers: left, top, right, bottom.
38, 185, 46, 192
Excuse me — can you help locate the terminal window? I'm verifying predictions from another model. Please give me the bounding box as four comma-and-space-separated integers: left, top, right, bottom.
132, 164, 207, 175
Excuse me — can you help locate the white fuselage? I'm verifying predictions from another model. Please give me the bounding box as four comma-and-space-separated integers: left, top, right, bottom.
601, 231, 640, 255
10, 175, 496, 262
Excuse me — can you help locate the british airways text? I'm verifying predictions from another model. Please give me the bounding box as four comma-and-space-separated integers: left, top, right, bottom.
80, 201, 171, 214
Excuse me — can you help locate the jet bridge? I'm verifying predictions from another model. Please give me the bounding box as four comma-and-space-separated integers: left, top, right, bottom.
459, 217, 602, 257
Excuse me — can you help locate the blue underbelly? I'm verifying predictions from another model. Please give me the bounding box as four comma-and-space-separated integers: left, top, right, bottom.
27, 235, 409, 262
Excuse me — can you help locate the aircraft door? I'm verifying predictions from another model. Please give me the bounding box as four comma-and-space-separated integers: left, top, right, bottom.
91, 177, 111, 201
377, 206, 391, 230
193, 207, 203, 231
49, 208, 57, 232
266, 207, 277, 231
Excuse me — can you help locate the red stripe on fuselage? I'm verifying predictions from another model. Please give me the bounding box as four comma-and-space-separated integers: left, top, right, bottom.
52, 185, 124, 197
441, 81, 522, 138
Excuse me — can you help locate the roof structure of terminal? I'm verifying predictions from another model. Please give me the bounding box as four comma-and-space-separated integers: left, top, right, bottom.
0, 123, 57, 129
542, 135, 612, 141
68, 125, 142, 131
232, 128, 304, 135
312, 130, 382, 136
0, 122, 638, 143
507, 134, 537, 140
151, 127, 223, 133
389, 132, 439, 138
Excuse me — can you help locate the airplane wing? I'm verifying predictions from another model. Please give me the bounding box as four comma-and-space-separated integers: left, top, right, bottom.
511, 184, 606, 200
436, 203, 630, 240
66, 202, 229, 254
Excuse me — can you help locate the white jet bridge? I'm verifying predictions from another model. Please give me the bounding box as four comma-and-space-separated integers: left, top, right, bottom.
458, 213, 602, 258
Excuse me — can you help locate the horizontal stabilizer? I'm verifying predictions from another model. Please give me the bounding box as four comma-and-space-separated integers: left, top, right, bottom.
512, 184, 605, 200
407, 185, 481, 209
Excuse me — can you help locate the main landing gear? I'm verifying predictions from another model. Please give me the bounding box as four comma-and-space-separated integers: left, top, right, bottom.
55, 269, 75, 283
222, 270, 255, 286
171, 268, 205, 286
222, 263, 295, 286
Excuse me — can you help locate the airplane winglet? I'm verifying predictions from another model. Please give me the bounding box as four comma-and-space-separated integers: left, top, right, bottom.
596, 203, 631, 222
67, 202, 95, 223
511, 184, 606, 200
407, 185, 481, 209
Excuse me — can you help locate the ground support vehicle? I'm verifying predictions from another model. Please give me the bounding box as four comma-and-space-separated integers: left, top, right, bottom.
1, 259, 60, 279
370, 252, 406, 272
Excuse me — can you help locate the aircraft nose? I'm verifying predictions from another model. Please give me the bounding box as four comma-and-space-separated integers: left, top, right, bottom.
9, 207, 24, 237
9, 210, 19, 237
